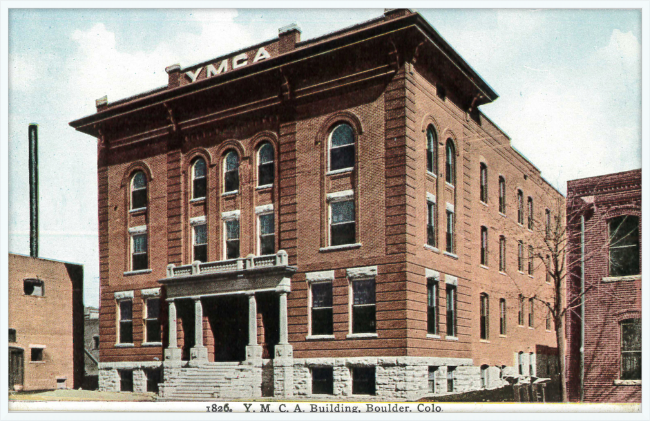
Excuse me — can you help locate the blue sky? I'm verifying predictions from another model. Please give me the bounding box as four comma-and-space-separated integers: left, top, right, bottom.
7, 7, 643, 307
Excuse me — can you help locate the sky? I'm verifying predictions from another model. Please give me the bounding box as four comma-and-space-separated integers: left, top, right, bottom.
6, 6, 644, 307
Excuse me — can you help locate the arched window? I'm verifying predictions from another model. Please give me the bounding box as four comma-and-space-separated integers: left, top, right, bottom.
329, 123, 355, 172
498, 176, 506, 214
480, 293, 489, 340
257, 143, 274, 187
191, 158, 207, 200
131, 171, 147, 210
480, 163, 488, 203
609, 215, 640, 277
527, 197, 534, 229
224, 151, 239, 193
426, 125, 437, 174
517, 190, 524, 224
499, 236, 506, 272
445, 139, 455, 185
480, 226, 488, 266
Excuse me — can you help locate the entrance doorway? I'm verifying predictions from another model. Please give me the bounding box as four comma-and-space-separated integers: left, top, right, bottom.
206, 295, 247, 362
9, 347, 24, 390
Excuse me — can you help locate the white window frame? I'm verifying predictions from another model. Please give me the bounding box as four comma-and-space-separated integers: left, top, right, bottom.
222, 210, 240, 260
192, 222, 208, 263
327, 123, 355, 173
327, 190, 356, 248
114, 290, 134, 346
191, 158, 207, 200
257, 142, 275, 188
128, 226, 148, 272
256, 206, 275, 256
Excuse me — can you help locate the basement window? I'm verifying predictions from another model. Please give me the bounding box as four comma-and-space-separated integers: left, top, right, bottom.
23, 279, 44, 296
119, 370, 134, 392
311, 367, 334, 395
352, 366, 376, 395
9, 329, 16, 343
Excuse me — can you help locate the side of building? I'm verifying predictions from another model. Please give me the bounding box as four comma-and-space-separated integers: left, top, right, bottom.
566, 169, 641, 403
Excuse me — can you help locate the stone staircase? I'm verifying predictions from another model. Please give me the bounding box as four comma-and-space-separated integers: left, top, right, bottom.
158, 363, 258, 401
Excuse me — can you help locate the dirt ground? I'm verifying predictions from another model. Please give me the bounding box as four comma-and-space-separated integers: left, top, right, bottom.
9, 389, 157, 402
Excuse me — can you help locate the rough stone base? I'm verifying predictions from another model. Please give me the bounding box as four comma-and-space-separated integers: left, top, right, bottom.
98, 361, 162, 393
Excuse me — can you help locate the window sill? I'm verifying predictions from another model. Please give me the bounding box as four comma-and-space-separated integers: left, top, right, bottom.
23, 294, 45, 298
426, 171, 437, 179
426, 334, 441, 339
518, 271, 525, 275
479, 339, 490, 343
499, 212, 506, 218
256, 184, 273, 190
115, 343, 134, 348
129, 207, 147, 214
326, 168, 353, 176
445, 182, 455, 189
320, 243, 362, 252
528, 274, 534, 279
424, 244, 439, 253
602, 275, 641, 283
29, 361, 46, 364
346, 333, 378, 339
306, 335, 335, 341
443, 252, 458, 260
614, 379, 641, 386
123, 269, 152, 276
141, 342, 162, 347
222, 190, 239, 197
190, 197, 206, 203
480, 265, 489, 270
445, 336, 459, 341
499, 335, 507, 338
528, 326, 534, 330
480, 201, 488, 207
499, 271, 507, 276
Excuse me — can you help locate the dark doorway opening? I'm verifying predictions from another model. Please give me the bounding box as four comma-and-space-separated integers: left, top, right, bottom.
257, 292, 279, 359
176, 300, 195, 361
9, 347, 24, 390
206, 295, 248, 362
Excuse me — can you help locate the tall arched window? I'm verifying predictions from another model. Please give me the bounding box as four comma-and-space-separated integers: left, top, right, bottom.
480, 163, 488, 203
131, 171, 147, 210
498, 176, 506, 214
445, 139, 455, 185
517, 190, 524, 224
191, 158, 207, 200
426, 125, 437, 174
527, 197, 534, 229
480, 226, 488, 266
499, 235, 506, 272
224, 151, 239, 193
257, 143, 274, 187
480, 293, 489, 340
329, 123, 355, 172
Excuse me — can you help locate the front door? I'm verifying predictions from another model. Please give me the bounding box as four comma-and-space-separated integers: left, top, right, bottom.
9, 347, 24, 390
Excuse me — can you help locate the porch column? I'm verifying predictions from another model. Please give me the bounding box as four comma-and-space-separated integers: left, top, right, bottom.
189, 297, 208, 364
274, 278, 293, 398
248, 293, 258, 346
245, 292, 263, 398
164, 299, 181, 363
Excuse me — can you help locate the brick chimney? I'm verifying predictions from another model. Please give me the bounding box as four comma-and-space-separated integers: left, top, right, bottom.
278, 23, 301, 54
95, 96, 108, 112
384, 8, 414, 21
166, 64, 181, 89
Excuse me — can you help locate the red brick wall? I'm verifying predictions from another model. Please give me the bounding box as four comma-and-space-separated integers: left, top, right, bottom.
566, 169, 641, 403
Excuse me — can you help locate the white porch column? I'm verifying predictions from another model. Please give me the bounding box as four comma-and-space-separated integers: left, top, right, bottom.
278, 291, 289, 345
194, 298, 203, 347
274, 277, 293, 398
164, 299, 181, 363
248, 293, 258, 346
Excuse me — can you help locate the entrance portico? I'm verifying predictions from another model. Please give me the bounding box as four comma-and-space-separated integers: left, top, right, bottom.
158, 251, 295, 399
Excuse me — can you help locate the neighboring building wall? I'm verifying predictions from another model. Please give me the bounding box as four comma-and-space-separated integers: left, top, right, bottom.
566, 169, 641, 403
8, 254, 84, 391
83, 307, 100, 388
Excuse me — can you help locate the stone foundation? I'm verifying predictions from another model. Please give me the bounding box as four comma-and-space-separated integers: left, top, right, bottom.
98, 361, 162, 392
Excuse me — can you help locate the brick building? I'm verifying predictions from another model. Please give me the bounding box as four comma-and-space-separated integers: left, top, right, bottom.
566, 169, 641, 403
70, 9, 562, 400
8, 253, 84, 391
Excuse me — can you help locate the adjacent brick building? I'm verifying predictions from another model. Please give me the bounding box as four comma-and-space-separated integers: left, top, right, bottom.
70, 9, 563, 400
566, 169, 642, 403
8, 253, 84, 391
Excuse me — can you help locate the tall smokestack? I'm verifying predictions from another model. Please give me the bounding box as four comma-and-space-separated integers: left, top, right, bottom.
29, 123, 38, 258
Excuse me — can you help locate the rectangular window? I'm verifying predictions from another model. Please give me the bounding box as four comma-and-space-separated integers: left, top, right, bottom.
120, 370, 134, 392
447, 366, 456, 392
480, 226, 488, 266
312, 367, 334, 395
427, 201, 437, 247
546, 309, 552, 331
330, 199, 355, 246
527, 197, 534, 230
528, 298, 534, 328
499, 236, 506, 272
131, 233, 148, 271
446, 210, 455, 254
352, 367, 376, 395
518, 295, 524, 326
259, 213, 275, 255
480, 293, 489, 340
352, 279, 376, 334
500, 299, 506, 335
118, 300, 133, 344
609, 215, 640, 277
225, 219, 240, 259
193, 224, 208, 263
498, 177, 506, 214
517, 190, 524, 224
31, 348, 43, 362
621, 319, 641, 380
93, 335, 99, 350
518, 241, 524, 272
146, 368, 161, 393
428, 366, 438, 393
9, 329, 16, 343
427, 280, 438, 335
145, 298, 161, 343
545, 209, 551, 238
311, 282, 333, 335
528, 245, 534, 275
480, 163, 488, 203
23, 279, 44, 296
481, 365, 488, 388
529, 353, 535, 377
446, 284, 457, 337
